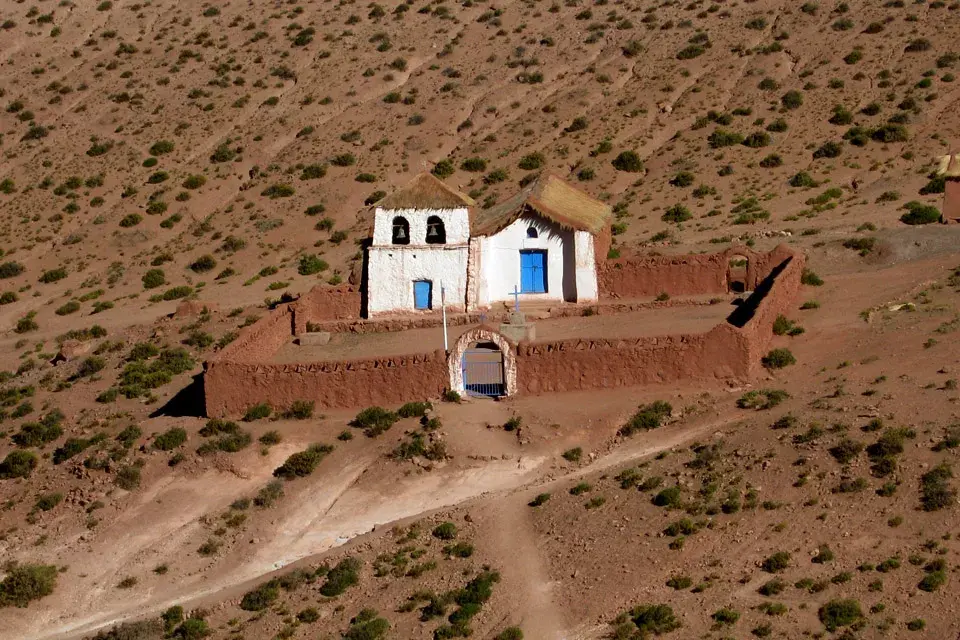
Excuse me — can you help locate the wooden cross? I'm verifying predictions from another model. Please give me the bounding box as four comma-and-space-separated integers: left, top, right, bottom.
509, 285, 521, 312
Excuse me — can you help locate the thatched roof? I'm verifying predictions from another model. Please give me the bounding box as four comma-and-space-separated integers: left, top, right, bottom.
936, 154, 960, 178
470, 173, 612, 237
378, 172, 475, 209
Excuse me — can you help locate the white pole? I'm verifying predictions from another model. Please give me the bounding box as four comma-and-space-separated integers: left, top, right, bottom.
441, 280, 448, 352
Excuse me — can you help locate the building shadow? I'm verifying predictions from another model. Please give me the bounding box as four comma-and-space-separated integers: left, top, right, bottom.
150, 373, 206, 418
359, 237, 371, 319
725, 257, 791, 329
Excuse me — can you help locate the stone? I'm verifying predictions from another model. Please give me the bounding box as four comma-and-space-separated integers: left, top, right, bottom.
299, 331, 331, 346
499, 321, 535, 343
174, 300, 219, 317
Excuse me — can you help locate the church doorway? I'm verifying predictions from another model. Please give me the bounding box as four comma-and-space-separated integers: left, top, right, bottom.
461, 341, 505, 397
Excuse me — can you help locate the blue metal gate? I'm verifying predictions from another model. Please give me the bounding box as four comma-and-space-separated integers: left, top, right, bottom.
461, 347, 505, 397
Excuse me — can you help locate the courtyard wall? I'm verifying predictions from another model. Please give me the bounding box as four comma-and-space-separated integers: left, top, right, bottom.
204, 245, 804, 417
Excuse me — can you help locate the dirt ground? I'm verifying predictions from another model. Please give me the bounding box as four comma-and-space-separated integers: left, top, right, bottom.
274, 299, 733, 362
1, 0, 960, 635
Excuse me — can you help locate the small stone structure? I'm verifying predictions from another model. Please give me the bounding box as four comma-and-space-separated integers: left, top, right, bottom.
203, 244, 805, 417
499, 310, 536, 343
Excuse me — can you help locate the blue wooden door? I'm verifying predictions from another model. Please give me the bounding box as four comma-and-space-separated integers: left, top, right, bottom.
520, 250, 546, 293
413, 280, 432, 309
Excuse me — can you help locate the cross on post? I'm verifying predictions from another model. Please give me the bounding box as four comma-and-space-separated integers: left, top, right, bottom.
509, 285, 521, 312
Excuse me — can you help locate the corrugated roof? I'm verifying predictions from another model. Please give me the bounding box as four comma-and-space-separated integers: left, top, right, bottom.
378, 172, 475, 209
470, 173, 612, 236
937, 154, 960, 178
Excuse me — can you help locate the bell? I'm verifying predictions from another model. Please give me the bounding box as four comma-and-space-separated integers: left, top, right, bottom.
427, 225, 438, 238
394, 226, 406, 239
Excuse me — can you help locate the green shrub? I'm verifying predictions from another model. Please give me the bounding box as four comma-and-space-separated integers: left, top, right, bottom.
261, 183, 295, 199
620, 401, 672, 436
562, 447, 583, 462
812, 544, 835, 564
343, 608, 389, 639
243, 403, 272, 421
900, 201, 941, 225
0, 564, 58, 608
273, 443, 334, 479
254, 480, 284, 507
12, 411, 64, 447
823, 433, 860, 461
708, 129, 744, 148
920, 463, 955, 511
142, 269, 165, 289
789, 171, 817, 188
398, 401, 431, 418
283, 400, 314, 420
918, 570, 946, 592
618, 604, 681, 635
153, 427, 187, 451
432, 522, 457, 540
240, 580, 280, 611
761, 551, 791, 573
319, 557, 361, 597
39, 268, 67, 283
800, 268, 823, 286
160, 286, 193, 301
652, 486, 682, 508
528, 493, 550, 507
351, 406, 398, 437
182, 175, 206, 190
781, 90, 803, 109
0, 450, 38, 479
55, 300, 80, 316
77, 356, 107, 378
712, 608, 739, 626
494, 627, 523, 640
0, 261, 25, 279
818, 599, 863, 631
189, 255, 216, 273
762, 348, 796, 370
149, 140, 175, 155
611, 151, 643, 172
661, 204, 692, 223
297, 254, 328, 276
119, 213, 142, 228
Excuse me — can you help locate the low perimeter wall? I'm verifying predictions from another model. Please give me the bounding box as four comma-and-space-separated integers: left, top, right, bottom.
204, 245, 805, 417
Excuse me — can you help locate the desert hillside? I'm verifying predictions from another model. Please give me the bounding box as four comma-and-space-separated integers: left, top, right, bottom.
0, 0, 959, 638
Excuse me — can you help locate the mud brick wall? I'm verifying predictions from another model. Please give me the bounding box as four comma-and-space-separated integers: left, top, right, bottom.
205, 350, 448, 418
730, 251, 806, 376
945, 180, 960, 223
291, 285, 362, 333
214, 305, 294, 363
514, 324, 750, 395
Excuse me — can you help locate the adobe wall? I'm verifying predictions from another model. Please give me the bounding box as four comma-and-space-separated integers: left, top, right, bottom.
290, 285, 362, 333
598, 245, 762, 298
513, 246, 802, 395
944, 180, 960, 223
214, 305, 294, 363
203, 245, 805, 417
205, 350, 448, 418
730, 250, 806, 376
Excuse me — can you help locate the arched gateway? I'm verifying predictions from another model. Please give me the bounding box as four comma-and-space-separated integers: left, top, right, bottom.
448, 327, 517, 398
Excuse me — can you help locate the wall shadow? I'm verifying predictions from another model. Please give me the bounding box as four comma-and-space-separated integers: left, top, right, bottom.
150, 373, 206, 418
725, 257, 791, 328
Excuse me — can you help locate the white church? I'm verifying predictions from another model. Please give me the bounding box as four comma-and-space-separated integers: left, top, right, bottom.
365, 172, 613, 317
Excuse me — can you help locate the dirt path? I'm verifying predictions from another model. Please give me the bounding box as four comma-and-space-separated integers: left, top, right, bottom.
482, 494, 567, 639
35, 411, 733, 640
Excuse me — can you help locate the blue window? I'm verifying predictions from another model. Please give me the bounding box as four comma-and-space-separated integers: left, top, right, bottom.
413, 280, 432, 310
520, 250, 547, 294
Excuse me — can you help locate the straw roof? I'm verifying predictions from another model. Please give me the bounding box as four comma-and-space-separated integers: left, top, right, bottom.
470, 173, 612, 236
378, 172, 475, 209
936, 154, 960, 178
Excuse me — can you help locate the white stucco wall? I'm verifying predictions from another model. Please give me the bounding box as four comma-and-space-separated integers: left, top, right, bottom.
475, 216, 576, 306
574, 230, 599, 302
372, 207, 470, 246
367, 245, 469, 315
